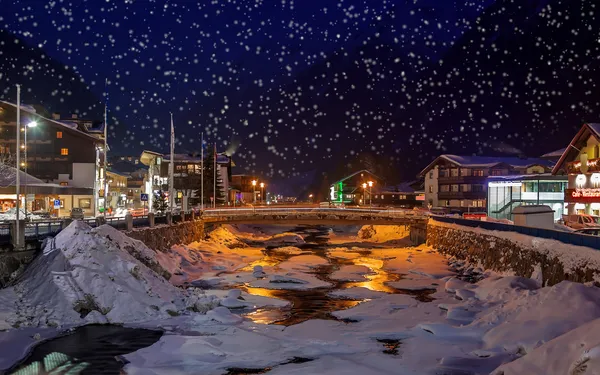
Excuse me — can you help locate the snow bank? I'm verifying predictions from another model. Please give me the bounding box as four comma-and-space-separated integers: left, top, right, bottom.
207, 225, 248, 248
0, 208, 42, 221
357, 225, 409, 243
0, 221, 201, 328
264, 232, 305, 246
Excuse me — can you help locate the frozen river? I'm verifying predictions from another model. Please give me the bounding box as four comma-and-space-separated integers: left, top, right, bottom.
8, 223, 600, 375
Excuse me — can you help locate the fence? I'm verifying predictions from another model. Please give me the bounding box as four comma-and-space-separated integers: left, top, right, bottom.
431, 216, 600, 251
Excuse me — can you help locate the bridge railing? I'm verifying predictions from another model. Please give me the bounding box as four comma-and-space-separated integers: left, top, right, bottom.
201, 207, 422, 219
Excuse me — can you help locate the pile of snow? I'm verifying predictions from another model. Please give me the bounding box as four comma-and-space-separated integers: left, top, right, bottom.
0, 208, 42, 221
264, 232, 305, 246
0, 221, 209, 328
357, 225, 409, 243
207, 226, 248, 248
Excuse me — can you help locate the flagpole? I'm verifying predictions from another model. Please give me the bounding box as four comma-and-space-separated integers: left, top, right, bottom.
15, 85, 21, 248
213, 144, 216, 208
169, 113, 175, 213
201, 132, 204, 211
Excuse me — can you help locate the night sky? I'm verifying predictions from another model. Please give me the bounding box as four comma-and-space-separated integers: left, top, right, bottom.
2, 0, 600, 192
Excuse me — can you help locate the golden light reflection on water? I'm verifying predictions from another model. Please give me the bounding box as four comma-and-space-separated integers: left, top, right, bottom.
344, 257, 401, 293
239, 255, 285, 272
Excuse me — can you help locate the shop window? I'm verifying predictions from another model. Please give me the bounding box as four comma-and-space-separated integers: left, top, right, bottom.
60, 148, 68, 155
56, 131, 63, 139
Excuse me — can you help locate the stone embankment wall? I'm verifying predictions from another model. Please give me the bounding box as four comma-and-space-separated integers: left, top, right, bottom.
126, 220, 205, 252
428, 220, 600, 286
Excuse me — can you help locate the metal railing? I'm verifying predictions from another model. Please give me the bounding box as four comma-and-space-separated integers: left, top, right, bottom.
431, 216, 600, 251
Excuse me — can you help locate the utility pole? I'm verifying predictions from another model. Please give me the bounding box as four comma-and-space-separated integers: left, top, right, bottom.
15, 85, 21, 248
201, 132, 204, 211
103, 80, 108, 217
169, 113, 175, 213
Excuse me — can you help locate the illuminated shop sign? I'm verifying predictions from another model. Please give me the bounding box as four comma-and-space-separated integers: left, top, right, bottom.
572, 188, 600, 198
568, 158, 600, 173
488, 181, 522, 187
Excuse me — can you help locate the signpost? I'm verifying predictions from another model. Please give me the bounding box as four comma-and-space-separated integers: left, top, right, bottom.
141, 193, 148, 215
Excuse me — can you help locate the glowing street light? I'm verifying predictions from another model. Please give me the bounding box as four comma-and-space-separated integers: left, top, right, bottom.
309, 193, 313, 203
259, 182, 265, 205
362, 183, 367, 206
24, 120, 38, 220
367, 181, 374, 207
252, 180, 257, 204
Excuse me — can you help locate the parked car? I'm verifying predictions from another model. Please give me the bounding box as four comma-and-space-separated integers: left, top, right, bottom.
575, 228, 600, 236
70, 208, 84, 220
563, 214, 600, 230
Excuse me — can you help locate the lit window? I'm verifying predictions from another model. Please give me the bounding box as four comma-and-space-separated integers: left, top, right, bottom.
60, 148, 69, 155
56, 131, 63, 139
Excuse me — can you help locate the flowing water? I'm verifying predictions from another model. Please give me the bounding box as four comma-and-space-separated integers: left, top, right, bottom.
234, 225, 435, 326
9, 325, 162, 375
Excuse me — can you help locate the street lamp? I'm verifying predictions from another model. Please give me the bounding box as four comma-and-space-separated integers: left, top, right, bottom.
362, 183, 367, 206
309, 193, 313, 203
368, 181, 374, 207
260, 182, 265, 205
251, 180, 257, 204
24, 120, 37, 220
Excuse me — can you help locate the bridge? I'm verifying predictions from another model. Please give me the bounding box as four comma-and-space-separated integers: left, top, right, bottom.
202, 207, 427, 226
0, 207, 428, 248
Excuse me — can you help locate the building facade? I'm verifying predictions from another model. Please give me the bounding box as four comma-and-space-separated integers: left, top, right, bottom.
0, 101, 101, 217
420, 155, 555, 212
487, 175, 567, 221
553, 123, 600, 216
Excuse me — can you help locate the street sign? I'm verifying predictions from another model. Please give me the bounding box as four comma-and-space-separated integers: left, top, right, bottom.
53, 199, 61, 209
140, 193, 149, 202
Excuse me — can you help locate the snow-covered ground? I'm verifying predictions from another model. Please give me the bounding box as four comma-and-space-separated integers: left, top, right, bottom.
5, 223, 600, 374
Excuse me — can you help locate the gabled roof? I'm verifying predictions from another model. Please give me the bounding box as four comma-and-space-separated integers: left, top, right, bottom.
419, 154, 554, 176
552, 123, 600, 174
331, 169, 383, 186
0, 101, 100, 142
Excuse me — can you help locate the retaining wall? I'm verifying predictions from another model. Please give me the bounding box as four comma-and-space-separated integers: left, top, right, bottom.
428, 219, 600, 286
125, 220, 205, 252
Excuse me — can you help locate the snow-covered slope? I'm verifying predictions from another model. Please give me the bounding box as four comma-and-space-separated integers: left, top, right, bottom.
3, 221, 196, 328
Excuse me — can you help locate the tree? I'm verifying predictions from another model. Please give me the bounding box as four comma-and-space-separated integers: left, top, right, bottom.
200, 145, 226, 206
152, 190, 168, 213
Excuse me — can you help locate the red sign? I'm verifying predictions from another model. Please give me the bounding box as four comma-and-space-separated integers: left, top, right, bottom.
463, 213, 487, 220
565, 189, 600, 203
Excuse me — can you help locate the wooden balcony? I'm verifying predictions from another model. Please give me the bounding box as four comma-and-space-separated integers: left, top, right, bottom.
438, 175, 487, 184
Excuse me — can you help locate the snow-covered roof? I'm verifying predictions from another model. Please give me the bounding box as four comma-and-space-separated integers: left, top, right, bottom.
552, 123, 600, 174
419, 154, 554, 176
380, 182, 416, 194
541, 148, 566, 159
0, 166, 45, 186
0, 101, 101, 142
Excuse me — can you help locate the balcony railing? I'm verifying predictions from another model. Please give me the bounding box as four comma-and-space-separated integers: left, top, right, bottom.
438, 191, 487, 200
438, 175, 487, 184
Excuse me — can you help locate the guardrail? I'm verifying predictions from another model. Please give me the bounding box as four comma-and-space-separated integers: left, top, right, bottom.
431, 216, 600, 251
201, 207, 423, 218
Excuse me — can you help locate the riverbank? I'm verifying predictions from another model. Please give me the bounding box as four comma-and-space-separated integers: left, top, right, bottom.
4, 223, 600, 374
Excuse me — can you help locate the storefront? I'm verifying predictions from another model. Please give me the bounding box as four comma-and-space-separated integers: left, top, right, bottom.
487, 175, 567, 221
552, 123, 600, 217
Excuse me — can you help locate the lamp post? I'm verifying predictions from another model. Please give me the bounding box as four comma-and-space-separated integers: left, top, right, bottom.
362, 183, 367, 206
24, 121, 37, 220
309, 194, 313, 204
260, 182, 265, 205
252, 180, 257, 204
368, 181, 374, 207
